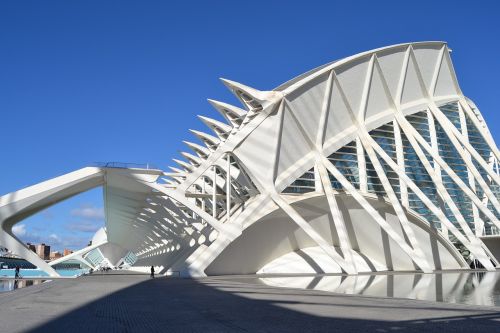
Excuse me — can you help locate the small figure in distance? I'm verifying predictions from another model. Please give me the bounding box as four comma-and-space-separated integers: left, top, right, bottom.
14, 265, 20, 279
150, 265, 155, 278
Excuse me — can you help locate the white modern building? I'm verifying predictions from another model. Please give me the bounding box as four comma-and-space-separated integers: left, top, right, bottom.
1, 41, 499, 277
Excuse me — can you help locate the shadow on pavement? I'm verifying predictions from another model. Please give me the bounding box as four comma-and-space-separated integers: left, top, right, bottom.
26, 277, 500, 333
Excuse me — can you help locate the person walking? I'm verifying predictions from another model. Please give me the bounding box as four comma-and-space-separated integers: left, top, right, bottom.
14, 265, 20, 279
150, 266, 155, 278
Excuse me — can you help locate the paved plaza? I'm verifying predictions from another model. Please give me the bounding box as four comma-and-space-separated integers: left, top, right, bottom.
0, 272, 499, 332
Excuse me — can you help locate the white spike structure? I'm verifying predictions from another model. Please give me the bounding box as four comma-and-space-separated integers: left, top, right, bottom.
183, 141, 210, 158
180, 151, 201, 166
197, 115, 232, 140
172, 159, 193, 172
207, 99, 247, 127
1, 42, 500, 278
219, 78, 265, 110
189, 129, 220, 151
168, 166, 185, 174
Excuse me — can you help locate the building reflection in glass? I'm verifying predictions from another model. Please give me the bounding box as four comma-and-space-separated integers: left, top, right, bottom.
259, 272, 500, 307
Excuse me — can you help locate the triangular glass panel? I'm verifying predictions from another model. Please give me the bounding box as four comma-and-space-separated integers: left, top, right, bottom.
438, 101, 461, 131
282, 168, 316, 194
406, 111, 432, 145
326, 140, 359, 189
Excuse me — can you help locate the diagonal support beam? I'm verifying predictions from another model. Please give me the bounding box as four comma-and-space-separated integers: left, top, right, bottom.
397, 114, 479, 243
363, 134, 491, 269
316, 160, 357, 273
143, 182, 242, 239
358, 132, 432, 272
271, 193, 356, 274
321, 155, 433, 272
428, 103, 500, 214
458, 98, 500, 163
397, 108, 500, 232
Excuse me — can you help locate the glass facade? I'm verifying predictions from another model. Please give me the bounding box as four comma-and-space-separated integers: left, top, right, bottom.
435, 113, 473, 233
367, 122, 397, 197
327, 140, 359, 190
281, 101, 500, 237
85, 248, 104, 267
283, 168, 315, 194
122, 251, 137, 266
465, 108, 500, 234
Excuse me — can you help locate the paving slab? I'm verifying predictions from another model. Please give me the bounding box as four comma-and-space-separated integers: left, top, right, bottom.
0, 271, 499, 332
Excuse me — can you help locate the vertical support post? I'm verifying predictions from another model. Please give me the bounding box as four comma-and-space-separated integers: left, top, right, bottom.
321, 155, 431, 272
317, 161, 357, 273
393, 120, 408, 208
356, 137, 367, 192
201, 176, 206, 224
359, 133, 431, 272
314, 162, 322, 192
226, 154, 231, 223
458, 103, 482, 236
212, 166, 217, 219
427, 109, 448, 237
396, 112, 495, 270
397, 108, 500, 232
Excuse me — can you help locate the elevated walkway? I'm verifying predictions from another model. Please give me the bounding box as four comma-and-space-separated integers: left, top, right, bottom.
0, 166, 162, 277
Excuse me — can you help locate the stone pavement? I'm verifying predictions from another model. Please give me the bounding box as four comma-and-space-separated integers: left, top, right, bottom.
0, 271, 499, 332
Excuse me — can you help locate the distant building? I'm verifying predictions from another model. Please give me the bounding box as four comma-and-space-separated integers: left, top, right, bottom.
26, 243, 36, 252
36, 243, 50, 260
49, 251, 62, 260
63, 249, 73, 256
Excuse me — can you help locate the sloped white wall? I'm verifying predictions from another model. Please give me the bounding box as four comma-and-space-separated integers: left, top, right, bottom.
205, 194, 462, 275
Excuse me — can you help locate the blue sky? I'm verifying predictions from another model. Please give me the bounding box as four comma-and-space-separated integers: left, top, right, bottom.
1, 1, 499, 251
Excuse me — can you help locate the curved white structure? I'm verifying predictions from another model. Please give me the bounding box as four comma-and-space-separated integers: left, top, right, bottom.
1, 42, 500, 277
0, 167, 162, 276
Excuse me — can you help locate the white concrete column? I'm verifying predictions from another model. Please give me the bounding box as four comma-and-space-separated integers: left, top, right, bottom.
357, 137, 367, 192
212, 166, 217, 219
201, 176, 206, 224
393, 120, 408, 208
317, 160, 357, 273
427, 109, 448, 237
321, 155, 432, 272
226, 154, 231, 223
458, 103, 482, 236
359, 132, 432, 272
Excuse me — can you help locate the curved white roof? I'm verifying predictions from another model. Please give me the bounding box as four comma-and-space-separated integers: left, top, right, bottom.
92, 227, 107, 244
172, 41, 465, 194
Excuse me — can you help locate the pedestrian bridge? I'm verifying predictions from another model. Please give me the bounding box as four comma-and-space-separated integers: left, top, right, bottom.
0, 166, 162, 277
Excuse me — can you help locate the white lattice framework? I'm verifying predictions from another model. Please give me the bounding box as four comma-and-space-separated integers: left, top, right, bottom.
137, 41, 499, 275
1, 41, 499, 277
